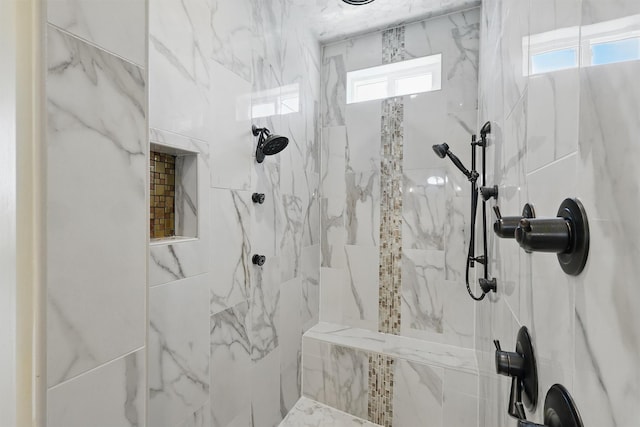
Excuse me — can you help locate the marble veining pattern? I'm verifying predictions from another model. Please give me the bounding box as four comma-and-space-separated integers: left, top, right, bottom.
280, 397, 381, 427
46, 24, 146, 387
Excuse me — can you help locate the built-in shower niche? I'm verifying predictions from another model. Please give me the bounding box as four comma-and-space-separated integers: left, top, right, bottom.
150, 143, 198, 241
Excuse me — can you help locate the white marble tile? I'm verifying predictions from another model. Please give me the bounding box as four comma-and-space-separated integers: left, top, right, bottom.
501, 0, 529, 117
581, 0, 640, 25
210, 189, 251, 314
279, 397, 380, 427
252, 348, 283, 427
304, 322, 479, 374
529, 0, 581, 34
149, 276, 210, 427
344, 32, 383, 72
345, 101, 382, 174
47, 350, 145, 427
210, 301, 252, 427
321, 196, 346, 269
149, 0, 214, 141
342, 246, 379, 331
210, 0, 253, 81
319, 267, 346, 325
46, 25, 146, 386
405, 8, 480, 113
279, 277, 303, 371
444, 195, 467, 283
526, 69, 579, 173
572, 60, 640, 426
210, 60, 253, 191
401, 249, 445, 338
179, 404, 212, 427
322, 54, 347, 127
402, 90, 448, 171
175, 154, 199, 237
302, 340, 369, 419
250, 272, 280, 362
403, 169, 447, 250
47, 0, 146, 66
393, 360, 444, 427
301, 245, 321, 332
345, 171, 380, 247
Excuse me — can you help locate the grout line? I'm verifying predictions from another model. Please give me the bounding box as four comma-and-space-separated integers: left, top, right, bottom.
47, 345, 145, 391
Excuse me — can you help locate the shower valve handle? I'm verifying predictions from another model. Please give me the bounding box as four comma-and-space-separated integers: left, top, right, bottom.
252, 254, 266, 266
493, 204, 536, 239
252, 193, 266, 204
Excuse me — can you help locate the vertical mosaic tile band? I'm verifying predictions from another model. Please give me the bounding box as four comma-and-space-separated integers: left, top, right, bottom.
368, 354, 395, 426
150, 151, 176, 239
378, 97, 404, 335
369, 26, 406, 426
378, 25, 406, 336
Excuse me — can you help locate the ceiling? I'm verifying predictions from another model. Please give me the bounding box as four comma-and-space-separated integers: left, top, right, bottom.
290, 0, 481, 43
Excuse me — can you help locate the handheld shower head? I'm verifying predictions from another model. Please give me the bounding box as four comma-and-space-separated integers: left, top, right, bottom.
432, 143, 449, 159
432, 142, 475, 181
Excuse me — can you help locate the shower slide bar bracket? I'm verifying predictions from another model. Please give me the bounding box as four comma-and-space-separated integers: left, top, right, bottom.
432, 121, 498, 301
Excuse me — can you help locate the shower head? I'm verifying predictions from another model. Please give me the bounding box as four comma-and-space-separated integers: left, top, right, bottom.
253, 125, 289, 163
432, 142, 475, 181
432, 143, 449, 159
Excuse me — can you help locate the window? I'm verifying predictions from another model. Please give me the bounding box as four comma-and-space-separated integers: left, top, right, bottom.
346, 54, 442, 104
525, 14, 640, 76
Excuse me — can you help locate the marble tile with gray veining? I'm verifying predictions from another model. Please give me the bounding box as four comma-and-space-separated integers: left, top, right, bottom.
346, 171, 380, 247
393, 360, 444, 427
401, 249, 445, 336
279, 397, 380, 427
175, 154, 198, 237
343, 245, 379, 331
210, 302, 252, 427
46, 24, 146, 386
210, 0, 253, 81
322, 54, 347, 127
402, 169, 447, 250
47, 350, 145, 427
149, 276, 210, 427
302, 340, 369, 419
179, 404, 212, 427
301, 244, 320, 331
47, 0, 146, 66
210, 189, 251, 315
250, 268, 281, 362
149, 0, 215, 141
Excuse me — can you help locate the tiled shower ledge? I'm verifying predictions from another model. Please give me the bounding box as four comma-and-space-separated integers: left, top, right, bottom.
279, 397, 381, 427
304, 322, 478, 374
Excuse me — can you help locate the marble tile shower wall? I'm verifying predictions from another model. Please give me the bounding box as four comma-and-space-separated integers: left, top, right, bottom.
320, 9, 480, 349
46, 0, 147, 425
477, 0, 640, 426
149, 1, 320, 427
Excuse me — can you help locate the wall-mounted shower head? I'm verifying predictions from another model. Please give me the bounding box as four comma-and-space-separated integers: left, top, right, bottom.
432, 142, 475, 181
253, 125, 289, 163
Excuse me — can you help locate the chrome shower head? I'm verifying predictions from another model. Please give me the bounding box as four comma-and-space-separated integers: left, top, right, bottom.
253, 125, 289, 163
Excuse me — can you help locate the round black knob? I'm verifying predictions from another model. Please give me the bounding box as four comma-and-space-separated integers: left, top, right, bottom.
252, 254, 266, 266
252, 193, 265, 204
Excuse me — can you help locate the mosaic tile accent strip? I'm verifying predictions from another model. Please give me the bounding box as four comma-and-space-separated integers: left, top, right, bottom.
368, 26, 406, 426
368, 353, 395, 427
150, 151, 176, 239
382, 27, 406, 65
378, 97, 404, 335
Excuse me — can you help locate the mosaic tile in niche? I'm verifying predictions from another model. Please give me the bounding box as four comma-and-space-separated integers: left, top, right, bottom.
150, 151, 176, 239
